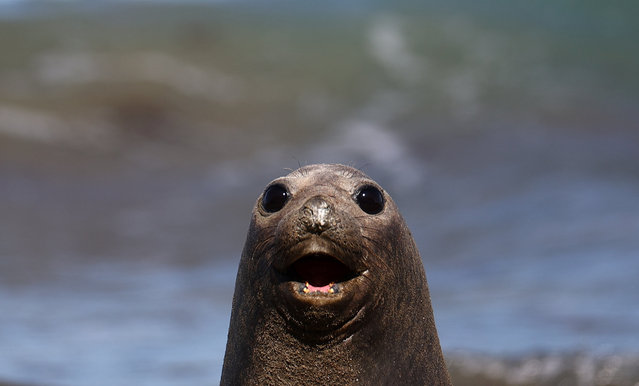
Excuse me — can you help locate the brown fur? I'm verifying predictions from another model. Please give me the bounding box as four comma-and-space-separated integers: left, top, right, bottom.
221, 164, 451, 385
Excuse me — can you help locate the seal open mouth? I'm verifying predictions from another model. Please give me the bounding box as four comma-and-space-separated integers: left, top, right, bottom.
273, 247, 370, 335
287, 253, 357, 294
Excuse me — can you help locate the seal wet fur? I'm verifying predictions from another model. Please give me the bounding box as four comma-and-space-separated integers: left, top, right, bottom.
221, 164, 451, 385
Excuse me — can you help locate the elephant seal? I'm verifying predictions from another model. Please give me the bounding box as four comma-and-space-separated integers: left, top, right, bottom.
221, 164, 451, 385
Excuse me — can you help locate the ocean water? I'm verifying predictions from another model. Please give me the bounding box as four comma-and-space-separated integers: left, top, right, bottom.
1, 2, 638, 385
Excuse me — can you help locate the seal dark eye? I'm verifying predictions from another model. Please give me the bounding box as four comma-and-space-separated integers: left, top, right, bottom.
262, 184, 289, 213
355, 185, 384, 214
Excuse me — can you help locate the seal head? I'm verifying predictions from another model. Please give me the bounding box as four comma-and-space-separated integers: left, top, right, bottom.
221, 164, 451, 385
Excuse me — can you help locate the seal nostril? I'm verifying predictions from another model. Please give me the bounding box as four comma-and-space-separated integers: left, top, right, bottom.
301, 196, 333, 234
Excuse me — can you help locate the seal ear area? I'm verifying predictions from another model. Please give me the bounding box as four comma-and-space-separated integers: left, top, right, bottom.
354, 184, 385, 215
259, 183, 291, 214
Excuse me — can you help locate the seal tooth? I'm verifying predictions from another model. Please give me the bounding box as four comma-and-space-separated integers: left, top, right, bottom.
303, 282, 310, 294
329, 283, 335, 294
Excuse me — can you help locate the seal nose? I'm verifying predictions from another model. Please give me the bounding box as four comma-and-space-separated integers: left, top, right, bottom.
301, 196, 333, 234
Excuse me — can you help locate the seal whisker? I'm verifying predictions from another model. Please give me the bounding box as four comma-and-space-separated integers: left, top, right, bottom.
360, 235, 397, 282
249, 234, 276, 262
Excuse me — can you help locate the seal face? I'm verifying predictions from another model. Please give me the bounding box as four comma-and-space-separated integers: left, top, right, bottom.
258, 166, 392, 339
222, 164, 451, 385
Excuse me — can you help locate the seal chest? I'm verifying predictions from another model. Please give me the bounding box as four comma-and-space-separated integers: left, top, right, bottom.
221, 164, 451, 385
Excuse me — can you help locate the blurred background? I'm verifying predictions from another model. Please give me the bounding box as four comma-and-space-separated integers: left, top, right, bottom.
1, 1, 638, 385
